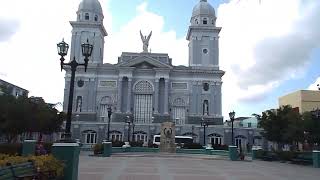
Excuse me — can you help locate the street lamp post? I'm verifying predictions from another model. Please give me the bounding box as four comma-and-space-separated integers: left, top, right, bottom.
229, 111, 236, 146
201, 118, 209, 146
57, 39, 93, 141
107, 107, 112, 141
126, 116, 133, 142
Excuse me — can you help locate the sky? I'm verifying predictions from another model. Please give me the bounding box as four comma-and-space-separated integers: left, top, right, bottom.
0, 0, 320, 119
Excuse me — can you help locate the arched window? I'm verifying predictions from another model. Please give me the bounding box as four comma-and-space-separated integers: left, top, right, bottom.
195, 19, 198, 24
83, 130, 97, 145
203, 100, 209, 115
134, 81, 153, 124
208, 133, 223, 145
203, 18, 208, 25
133, 131, 148, 143
235, 135, 247, 149
110, 130, 123, 142
172, 98, 186, 125
253, 136, 262, 146
94, 15, 98, 21
85, 13, 89, 20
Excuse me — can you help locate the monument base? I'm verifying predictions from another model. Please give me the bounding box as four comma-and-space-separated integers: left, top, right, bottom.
159, 122, 176, 153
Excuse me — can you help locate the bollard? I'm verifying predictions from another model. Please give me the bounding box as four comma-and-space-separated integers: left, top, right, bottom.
52, 143, 80, 180
22, 140, 36, 156
313, 150, 320, 168
252, 147, 258, 160
103, 141, 112, 157
228, 145, 238, 161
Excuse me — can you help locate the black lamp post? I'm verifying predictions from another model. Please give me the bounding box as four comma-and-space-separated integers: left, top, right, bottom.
126, 116, 133, 142
57, 39, 93, 141
229, 111, 236, 145
107, 106, 112, 141
201, 118, 209, 146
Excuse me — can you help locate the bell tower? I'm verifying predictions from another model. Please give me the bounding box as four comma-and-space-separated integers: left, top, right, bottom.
187, 0, 221, 69
69, 0, 107, 65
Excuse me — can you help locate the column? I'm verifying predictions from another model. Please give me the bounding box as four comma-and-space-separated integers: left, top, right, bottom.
154, 79, 159, 114
164, 79, 169, 114
117, 77, 123, 112
127, 78, 132, 113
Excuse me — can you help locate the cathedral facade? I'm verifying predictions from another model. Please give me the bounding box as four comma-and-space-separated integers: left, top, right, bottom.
63, 0, 263, 150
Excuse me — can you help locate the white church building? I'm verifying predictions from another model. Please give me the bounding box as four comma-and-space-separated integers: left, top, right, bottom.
62, 0, 263, 149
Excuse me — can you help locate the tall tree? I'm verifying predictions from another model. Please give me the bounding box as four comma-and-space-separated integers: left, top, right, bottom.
258, 105, 303, 149
302, 111, 320, 149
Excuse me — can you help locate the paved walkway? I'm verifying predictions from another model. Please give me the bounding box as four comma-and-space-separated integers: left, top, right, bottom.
78, 152, 320, 180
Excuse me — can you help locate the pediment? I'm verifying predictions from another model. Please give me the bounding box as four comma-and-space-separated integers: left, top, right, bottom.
117, 55, 172, 69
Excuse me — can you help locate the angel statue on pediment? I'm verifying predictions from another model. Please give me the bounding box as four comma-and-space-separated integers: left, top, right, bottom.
140, 30, 152, 53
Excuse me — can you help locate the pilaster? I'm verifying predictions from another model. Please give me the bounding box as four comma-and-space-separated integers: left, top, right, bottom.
127, 78, 132, 113
154, 79, 159, 114
117, 77, 123, 112
164, 79, 169, 114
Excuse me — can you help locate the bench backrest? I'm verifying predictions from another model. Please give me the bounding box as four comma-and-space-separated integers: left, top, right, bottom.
297, 153, 313, 160
10, 161, 36, 177
0, 166, 14, 180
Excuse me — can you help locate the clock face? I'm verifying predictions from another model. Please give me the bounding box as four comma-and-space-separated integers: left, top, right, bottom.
77, 80, 84, 87
203, 48, 208, 54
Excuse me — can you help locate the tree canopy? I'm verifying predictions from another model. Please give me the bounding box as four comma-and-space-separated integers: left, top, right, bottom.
258, 105, 304, 148
0, 94, 65, 143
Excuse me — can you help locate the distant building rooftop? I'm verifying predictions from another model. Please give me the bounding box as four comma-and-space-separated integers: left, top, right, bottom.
0, 79, 29, 97
279, 90, 320, 113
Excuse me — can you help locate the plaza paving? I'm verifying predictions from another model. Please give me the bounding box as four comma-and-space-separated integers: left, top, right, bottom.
78, 152, 320, 180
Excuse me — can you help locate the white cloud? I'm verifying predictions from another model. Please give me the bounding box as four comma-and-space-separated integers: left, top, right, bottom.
0, 0, 112, 104
1, 0, 319, 119
104, 1, 188, 66
217, 0, 320, 116
308, 77, 320, 91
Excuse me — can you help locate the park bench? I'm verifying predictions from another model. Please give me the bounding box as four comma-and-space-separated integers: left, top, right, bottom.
0, 160, 39, 180
261, 152, 278, 161
291, 153, 313, 165
0, 165, 14, 180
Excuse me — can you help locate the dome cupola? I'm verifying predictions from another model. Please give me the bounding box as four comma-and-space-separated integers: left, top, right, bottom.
191, 0, 216, 26
77, 0, 104, 23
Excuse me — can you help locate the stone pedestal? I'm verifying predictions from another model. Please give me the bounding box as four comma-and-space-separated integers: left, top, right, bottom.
313, 150, 320, 168
252, 148, 258, 160
22, 140, 36, 156
228, 145, 238, 161
103, 141, 112, 157
52, 143, 80, 180
160, 122, 176, 153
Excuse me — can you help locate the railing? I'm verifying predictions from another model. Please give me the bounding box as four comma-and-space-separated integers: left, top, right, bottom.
110, 147, 229, 156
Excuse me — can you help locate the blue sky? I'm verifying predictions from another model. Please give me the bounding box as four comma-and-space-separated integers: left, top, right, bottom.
0, 0, 320, 119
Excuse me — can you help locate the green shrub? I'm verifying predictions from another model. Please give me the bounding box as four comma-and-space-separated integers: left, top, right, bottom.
0, 144, 22, 155
275, 151, 296, 161
149, 144, 158, 148
0, 154, 64, 178
212, 144, 229, 150
93, 144, 103, 155
112, 141, 125, 147
130, 141, 143, 147
182, 143, 203, 149
255, 150, 268, 159
43, 143, 53, 154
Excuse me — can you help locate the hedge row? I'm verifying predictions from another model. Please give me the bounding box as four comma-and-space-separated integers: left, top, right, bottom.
0, 154, 64, 177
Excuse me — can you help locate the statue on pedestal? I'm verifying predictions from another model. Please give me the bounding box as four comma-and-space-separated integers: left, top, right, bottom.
140, 30, 152, 53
